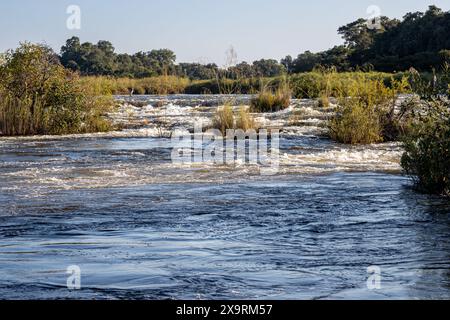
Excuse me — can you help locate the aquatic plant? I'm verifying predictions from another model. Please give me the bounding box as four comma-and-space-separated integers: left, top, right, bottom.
211, 104, 258, 134
401, 65, 450, 196
328, 76, 411, 144
251, 79, 291, 113
212, 104, 234, 134
77, 72, 410, 97
235, 106, 257, 131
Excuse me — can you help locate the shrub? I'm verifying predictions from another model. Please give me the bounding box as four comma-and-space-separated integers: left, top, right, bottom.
328, 76, 410, 144
329, 101, 382, 144
0, 43, 113, 136
401, 99, 450, 195
401, 66, 450, 195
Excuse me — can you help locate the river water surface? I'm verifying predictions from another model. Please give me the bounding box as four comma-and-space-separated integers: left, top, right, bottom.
0, 95, 449, 299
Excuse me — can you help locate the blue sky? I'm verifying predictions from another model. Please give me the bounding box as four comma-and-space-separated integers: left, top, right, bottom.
0, 1, 448, 64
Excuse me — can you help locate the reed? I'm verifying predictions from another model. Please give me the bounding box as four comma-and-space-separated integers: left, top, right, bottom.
235, 106, 257, 131
251, 80, 291, 113
212, 104, 234, 134
212, 104, 258, 134
79, 75, 190, 95
290, 71, 406, 99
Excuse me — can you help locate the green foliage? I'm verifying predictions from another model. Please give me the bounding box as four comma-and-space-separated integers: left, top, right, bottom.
290, 70, 402, 98
79, 72, 411, 100
329, 101, 383, 144
60, 37, 287, 80
0, 43, 113, 136
252, 59, 286, 77
79, 75, 190, 95
401, 100, 450, 195
328, 76, 411, 144
179, 63, 218, 80
284, 46, 352, 73
79, 76, 282, 95
185, 77, 272, 95
401, 66, 450, 195
366, 6, 450, 72
282, 6, 450, 73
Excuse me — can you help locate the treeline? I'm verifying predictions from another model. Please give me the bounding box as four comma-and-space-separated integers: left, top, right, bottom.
284, 5, 450, 73
60, 37, 285, 79
59, 6, 450, 79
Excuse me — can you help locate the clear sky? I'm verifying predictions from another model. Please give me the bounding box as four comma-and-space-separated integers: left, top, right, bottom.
0, 1, 448, 64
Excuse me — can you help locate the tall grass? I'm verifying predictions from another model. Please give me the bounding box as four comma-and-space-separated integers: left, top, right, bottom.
0, 81, 113, 136
212, 104, 234, 134
79, 76, 190, 95
401, 66, 450, 196
290, 70, 406, 99
77, 72, 407, 97
235, 106, 257, 131
251, 80, 291, 113
212, 104, 257, 134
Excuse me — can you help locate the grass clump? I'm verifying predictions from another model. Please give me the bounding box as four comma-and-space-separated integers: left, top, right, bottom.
251, 81, 291, 113
235, 106, 257, 131
401, 66, 450, 196
212, 104, 235, 134
212, 104, 257, 134
318, 95, 330, 108
0, 43, 113, 136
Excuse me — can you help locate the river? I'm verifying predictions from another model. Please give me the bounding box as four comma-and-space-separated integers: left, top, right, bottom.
0, 95, 448, 299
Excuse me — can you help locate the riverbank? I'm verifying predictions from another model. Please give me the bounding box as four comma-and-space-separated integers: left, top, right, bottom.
79, 71, 403, 97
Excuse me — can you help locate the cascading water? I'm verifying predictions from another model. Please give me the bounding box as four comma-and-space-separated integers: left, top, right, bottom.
0, 95, 448, 299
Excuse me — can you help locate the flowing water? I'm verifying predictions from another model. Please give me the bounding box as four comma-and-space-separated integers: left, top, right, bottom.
0, 95, 449, 299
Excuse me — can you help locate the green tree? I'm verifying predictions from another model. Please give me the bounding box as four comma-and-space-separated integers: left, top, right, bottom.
252, 59, 286, 77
